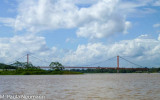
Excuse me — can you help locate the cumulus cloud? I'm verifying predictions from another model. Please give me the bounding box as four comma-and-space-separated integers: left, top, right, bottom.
76, 0, 131, 39
0, 35, 59, 65
14, 0, 79, 32
0, 34, 160, 67
62, 35, 160, 67
0, 0, 157, 40
0, 0, 160, 67
0, 0, 133, 39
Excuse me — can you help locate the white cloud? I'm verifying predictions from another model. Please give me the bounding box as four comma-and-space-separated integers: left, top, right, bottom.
0, 35, 59, 65
123, 21, 132, 34
153, 0, 160, 6
0, 0, 160, 68
0, 0, 133, 39
13, 0, 79, 32
158, 34, 160, 41
65, 38, 76, 43
153, 23, 160, 28
0, 34, 160, 67
62, 35, 160, 67
0, 0, 157, 39
0, 18, 15, 27
73, 0, 98, 5
75, 0, 132, 39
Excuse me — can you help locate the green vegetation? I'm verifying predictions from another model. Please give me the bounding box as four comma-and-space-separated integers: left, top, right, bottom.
148, 67, 160, 73
0, 69, 82, 75
11, 61, 35, 69
0, 63, 18, 69
70, 68, 160, 73
0, 62, 82, 75
0, 61, 160, 75
49, 62, 64, 71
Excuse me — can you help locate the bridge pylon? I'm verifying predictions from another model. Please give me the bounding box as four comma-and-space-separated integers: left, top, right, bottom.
27, 54, 29, 65
117, 55, 119, 73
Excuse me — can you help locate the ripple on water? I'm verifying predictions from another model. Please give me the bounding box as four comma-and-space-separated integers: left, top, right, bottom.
0, 74, 160, 100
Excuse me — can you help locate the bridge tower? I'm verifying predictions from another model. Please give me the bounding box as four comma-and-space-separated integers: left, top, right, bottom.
27, 54, 29, 64
117, 55, 119, 73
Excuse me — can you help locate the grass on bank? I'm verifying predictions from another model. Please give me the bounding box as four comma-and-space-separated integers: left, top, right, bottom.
0, 69, 83, 75
0, 62, 83, 75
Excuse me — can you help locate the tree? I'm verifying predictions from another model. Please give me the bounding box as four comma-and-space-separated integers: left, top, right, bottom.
11, 61, 25, 68
11, 61, 35, 69
0, 63, 17, 69
49, 62, 64, 71
24, 62, 34, 69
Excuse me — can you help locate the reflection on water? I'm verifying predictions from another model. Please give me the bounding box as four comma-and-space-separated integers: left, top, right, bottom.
0, 73, 160, 100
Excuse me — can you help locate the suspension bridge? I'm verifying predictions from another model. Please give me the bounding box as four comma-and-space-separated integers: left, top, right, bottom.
8, 54, 148, 72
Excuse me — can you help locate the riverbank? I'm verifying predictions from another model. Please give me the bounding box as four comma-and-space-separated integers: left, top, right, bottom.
0, 69, 83, 75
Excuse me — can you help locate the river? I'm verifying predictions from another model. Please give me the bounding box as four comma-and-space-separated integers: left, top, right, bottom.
0, 73, 160, 100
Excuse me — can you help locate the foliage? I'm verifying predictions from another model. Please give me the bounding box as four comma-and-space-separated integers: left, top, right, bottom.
11, 61, 36, 69
49, 62, 64, 71
0, 61, 82, 75
0, 63, 17, 69
148, 67, 160, 73
10, 61, 24, 68
0, 68, 82, 75
1, 60, 160, 75
69, 67, 160, 73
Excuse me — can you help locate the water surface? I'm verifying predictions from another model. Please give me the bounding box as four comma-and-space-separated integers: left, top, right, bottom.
0, 73, 160, 100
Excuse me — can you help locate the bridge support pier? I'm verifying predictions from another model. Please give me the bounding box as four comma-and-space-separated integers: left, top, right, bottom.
117, 55, 119, 73
27, 54, 29, 65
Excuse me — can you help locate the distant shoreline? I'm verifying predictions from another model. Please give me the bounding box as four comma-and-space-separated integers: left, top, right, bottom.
0, 69, 83, 75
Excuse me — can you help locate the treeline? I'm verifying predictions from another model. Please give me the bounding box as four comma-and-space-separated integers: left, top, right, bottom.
0, 62, 82, 75
0, 61, 38, 70
0, 68, 82, 75
0, 61, 64, 70
1, 61, 160, 74
70, 68, 160, 73
0, 63, 18, 69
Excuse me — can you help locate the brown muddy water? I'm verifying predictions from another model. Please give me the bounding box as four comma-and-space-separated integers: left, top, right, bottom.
0, 73, 160, 100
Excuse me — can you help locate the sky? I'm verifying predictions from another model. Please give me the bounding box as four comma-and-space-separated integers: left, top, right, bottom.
0, 0, 160, 67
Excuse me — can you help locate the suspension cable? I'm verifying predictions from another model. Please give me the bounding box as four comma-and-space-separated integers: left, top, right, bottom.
8, 54, 27, 65
119, 56, 143, 68
82, 56, 117, 67
30, 55, 51, 64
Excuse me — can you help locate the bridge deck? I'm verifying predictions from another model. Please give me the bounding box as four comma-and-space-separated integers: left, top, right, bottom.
39, 66, 148, 70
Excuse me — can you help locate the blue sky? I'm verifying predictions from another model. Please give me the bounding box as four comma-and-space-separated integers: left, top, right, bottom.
0, 0, 160, 67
